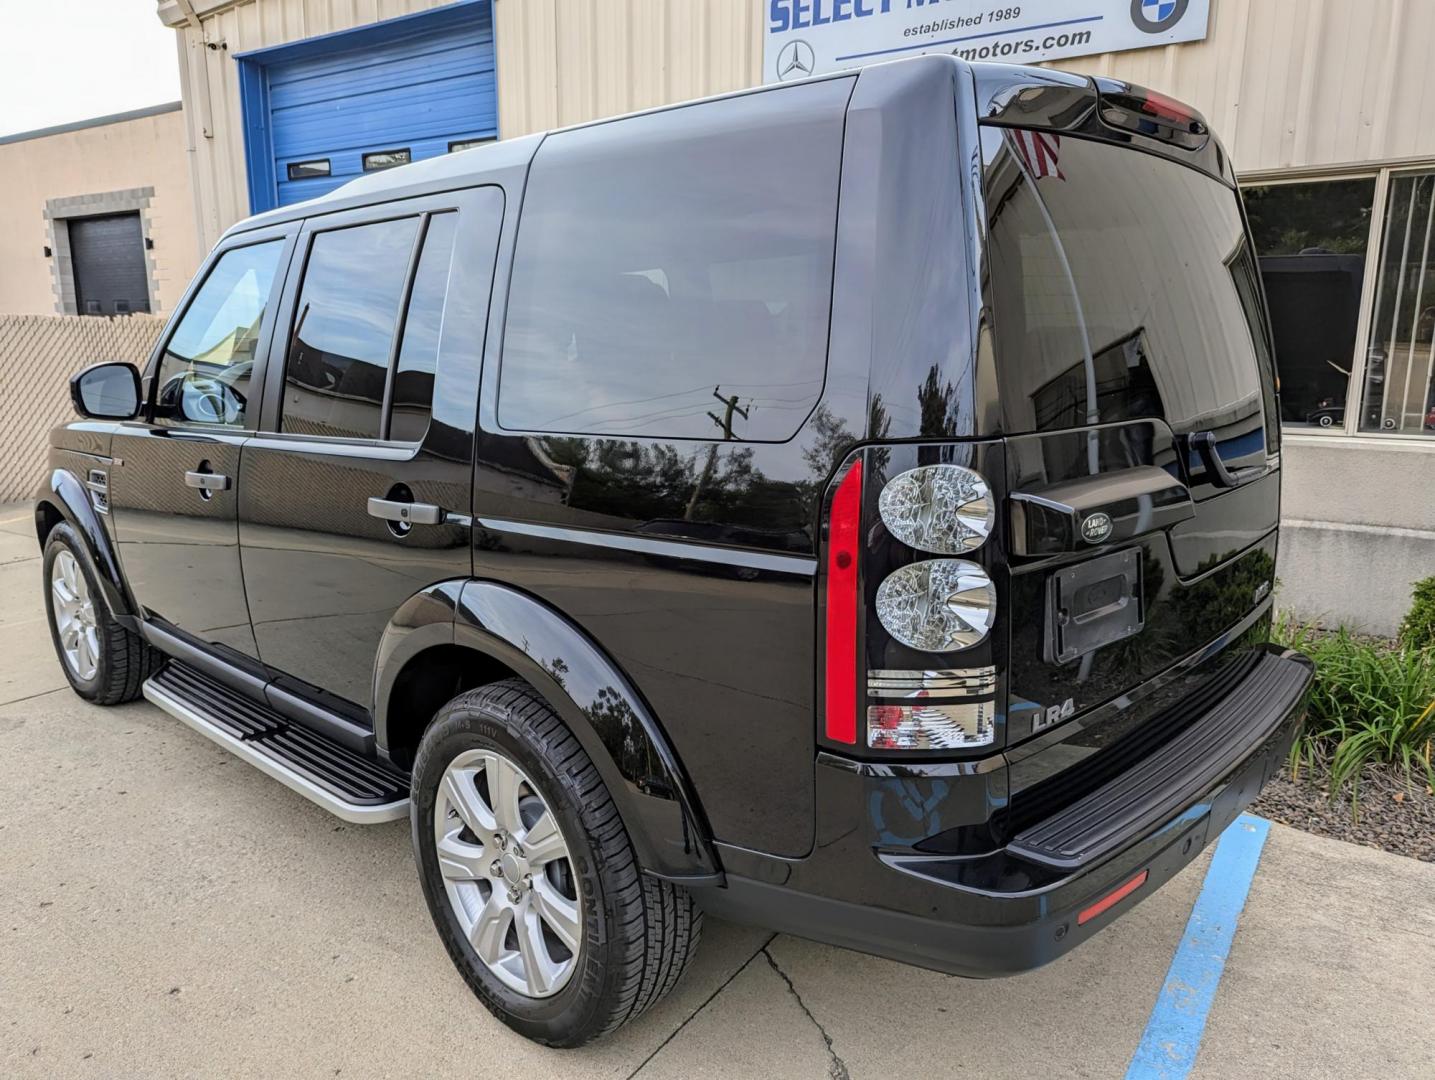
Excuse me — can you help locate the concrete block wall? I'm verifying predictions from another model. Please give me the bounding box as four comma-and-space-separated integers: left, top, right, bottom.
1277, 435, 1435, 635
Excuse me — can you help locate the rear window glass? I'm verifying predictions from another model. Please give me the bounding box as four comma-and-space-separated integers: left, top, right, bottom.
498, 79, 850, 441
981, 129, 1277, 474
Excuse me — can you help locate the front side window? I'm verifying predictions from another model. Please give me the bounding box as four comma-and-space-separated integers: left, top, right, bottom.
1361, 170, 1435, 435
281, 218, 420, 440
498, 79, 849, 441
153, 239, 284, 428
1242, 178, 1376, 429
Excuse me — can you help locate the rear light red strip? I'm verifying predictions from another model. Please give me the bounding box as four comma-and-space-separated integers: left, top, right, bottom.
1077, 869, 1149, 926
823, 460, 863, 745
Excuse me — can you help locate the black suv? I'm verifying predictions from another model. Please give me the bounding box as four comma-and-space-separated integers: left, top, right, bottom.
37, 57, 1312, 1047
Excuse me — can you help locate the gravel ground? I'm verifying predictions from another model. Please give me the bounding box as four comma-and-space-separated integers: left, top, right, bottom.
1253, 764, 1435, 863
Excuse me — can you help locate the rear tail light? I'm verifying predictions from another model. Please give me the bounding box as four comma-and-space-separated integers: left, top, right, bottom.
822, 460, 863, 745
878, 464, 993, 553
820, 447, 1003, 755
874, 559, 996, 651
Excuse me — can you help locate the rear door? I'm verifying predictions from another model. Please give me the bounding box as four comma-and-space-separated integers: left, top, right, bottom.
979, 124, 1282, 752
108, 226, 294, 661
237, 187, 502, 720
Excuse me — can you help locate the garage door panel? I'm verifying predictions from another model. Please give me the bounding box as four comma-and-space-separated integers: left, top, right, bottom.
254, 2, 496, 210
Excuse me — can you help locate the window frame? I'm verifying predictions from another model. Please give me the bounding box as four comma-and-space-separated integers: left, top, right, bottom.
1238, 164, 1435, 442
140, 222, 298, 432
255, 193, 467, 447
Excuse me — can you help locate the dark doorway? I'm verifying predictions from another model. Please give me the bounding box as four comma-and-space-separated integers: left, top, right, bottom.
69, 212, 150, 315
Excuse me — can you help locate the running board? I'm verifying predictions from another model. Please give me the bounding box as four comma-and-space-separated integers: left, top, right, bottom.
143, 662, 409, 824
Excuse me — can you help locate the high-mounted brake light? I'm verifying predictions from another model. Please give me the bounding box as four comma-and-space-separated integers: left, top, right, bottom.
823, 460, 862, 745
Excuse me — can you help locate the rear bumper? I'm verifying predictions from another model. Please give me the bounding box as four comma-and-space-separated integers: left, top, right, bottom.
697, 644, 1312, 977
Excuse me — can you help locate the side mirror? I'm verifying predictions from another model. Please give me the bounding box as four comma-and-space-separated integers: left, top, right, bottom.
70, 362, 142, 420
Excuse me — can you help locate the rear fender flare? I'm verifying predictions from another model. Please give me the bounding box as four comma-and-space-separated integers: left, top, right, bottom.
396, 579, 719, 882
36, 468, 137, 624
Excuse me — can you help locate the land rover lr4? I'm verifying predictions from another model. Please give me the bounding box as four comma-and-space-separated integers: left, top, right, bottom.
39, 57, 1313, 1046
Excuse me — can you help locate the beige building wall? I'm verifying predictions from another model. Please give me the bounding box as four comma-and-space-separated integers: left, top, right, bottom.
164, 0, 1435, 250
0, 104, 200, 317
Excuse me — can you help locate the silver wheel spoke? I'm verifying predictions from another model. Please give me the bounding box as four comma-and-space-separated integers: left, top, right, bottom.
434, 745, 581, 1000
531, 879, 581, 953
436, 833, 490, 882
442, 769, 496, 841
487, 756, 525, 835
516, 907, 559, 996
469, 894, 512, 965
519, 810, 566, 867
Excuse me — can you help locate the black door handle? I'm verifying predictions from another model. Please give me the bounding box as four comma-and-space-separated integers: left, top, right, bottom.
1186, 431, 1268, 490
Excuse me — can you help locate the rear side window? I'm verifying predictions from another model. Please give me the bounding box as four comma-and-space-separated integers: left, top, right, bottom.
982, 129, 1275, 475
281, 213, 456, 442
498, 78, 850, 441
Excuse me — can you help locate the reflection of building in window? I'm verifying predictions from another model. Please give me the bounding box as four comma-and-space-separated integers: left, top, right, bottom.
1031, 330, 1162, 431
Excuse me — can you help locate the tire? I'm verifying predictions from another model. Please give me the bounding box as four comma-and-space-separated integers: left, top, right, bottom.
42, 522, 159, 705
411, 679, 702, 1047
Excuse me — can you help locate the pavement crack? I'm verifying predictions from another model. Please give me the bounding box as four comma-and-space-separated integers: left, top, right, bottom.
763, 946, 850, 1080
626, 932, 777, 1079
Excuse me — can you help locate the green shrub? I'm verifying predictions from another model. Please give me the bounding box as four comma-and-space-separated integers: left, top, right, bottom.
1400, 576, 1435, 651
1273, 613, 1435, 800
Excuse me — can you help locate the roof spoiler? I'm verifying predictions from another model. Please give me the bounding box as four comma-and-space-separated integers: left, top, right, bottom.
967, 62, 1229, 184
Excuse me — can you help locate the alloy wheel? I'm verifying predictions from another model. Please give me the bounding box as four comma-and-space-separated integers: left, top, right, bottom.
51, 550, 99, 681
434, 748, 583, 998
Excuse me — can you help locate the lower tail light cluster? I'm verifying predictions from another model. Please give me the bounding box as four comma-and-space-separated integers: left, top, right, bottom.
866, 667, 996, 751
823, 454, 1003, 754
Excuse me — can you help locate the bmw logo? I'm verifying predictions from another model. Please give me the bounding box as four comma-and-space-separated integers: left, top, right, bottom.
1131, 0, 1190, 33
1081, 512, 1114, 545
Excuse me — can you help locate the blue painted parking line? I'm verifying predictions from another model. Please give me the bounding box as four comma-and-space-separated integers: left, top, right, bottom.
1125, 813, 1272, 1080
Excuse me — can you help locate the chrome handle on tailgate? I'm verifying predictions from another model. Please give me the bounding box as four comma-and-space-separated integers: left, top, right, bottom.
1009, 465, 1194, 556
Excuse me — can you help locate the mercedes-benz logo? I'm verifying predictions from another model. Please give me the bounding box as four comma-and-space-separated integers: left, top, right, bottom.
776, 39, 815, 82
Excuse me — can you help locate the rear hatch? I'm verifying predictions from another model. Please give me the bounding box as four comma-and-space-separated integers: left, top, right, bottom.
976, 80, 1283, 831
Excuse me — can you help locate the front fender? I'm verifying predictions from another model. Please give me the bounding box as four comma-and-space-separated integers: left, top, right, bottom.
37, 468, 137, 624
448, 580, 720, 883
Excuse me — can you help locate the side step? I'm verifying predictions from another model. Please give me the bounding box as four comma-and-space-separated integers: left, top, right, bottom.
144, 662, 410, 824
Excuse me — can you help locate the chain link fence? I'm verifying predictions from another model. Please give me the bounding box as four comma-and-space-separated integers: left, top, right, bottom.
0, 314, 165, 503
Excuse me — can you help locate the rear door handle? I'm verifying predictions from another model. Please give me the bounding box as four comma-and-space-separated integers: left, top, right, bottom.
367, 497, 449, 526
184, 470, 231, 492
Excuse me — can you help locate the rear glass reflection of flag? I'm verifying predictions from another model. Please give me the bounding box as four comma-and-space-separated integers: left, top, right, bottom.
1011, 129, 1064, 181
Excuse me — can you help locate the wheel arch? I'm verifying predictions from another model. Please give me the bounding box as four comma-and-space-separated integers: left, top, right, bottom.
374, 579, 721, 884
35, 469, 137, 624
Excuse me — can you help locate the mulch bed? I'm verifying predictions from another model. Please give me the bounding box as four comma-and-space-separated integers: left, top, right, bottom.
1252, 763, 1435, 863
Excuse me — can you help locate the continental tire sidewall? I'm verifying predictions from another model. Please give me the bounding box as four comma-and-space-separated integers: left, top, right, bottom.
411, 703, 614, 1043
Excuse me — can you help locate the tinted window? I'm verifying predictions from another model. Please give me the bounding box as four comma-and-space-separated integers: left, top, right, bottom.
153, 239, 283, 428
499, 79, 849, 440
389, 212, 458, 443
982, 129, 1272, 473
281, 218, 419, 439
1243, 178, 1375, 428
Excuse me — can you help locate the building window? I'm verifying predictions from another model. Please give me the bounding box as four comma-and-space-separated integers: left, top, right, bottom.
287, 159, 331, 180
1243, 178, 1376, 429
448, 139, 492, 153
362, 148, 411, 172
1361, 171, 1435, 435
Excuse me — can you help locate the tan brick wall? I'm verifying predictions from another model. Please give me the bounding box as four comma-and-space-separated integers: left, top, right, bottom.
0, 314, 165, 502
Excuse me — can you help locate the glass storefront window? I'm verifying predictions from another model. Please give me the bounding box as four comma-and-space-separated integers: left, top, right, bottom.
1362, 171, 1435, 435
1243, 178, 1376, 429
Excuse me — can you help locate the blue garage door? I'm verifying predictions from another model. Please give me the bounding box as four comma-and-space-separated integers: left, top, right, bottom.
240, 2, 495, 211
